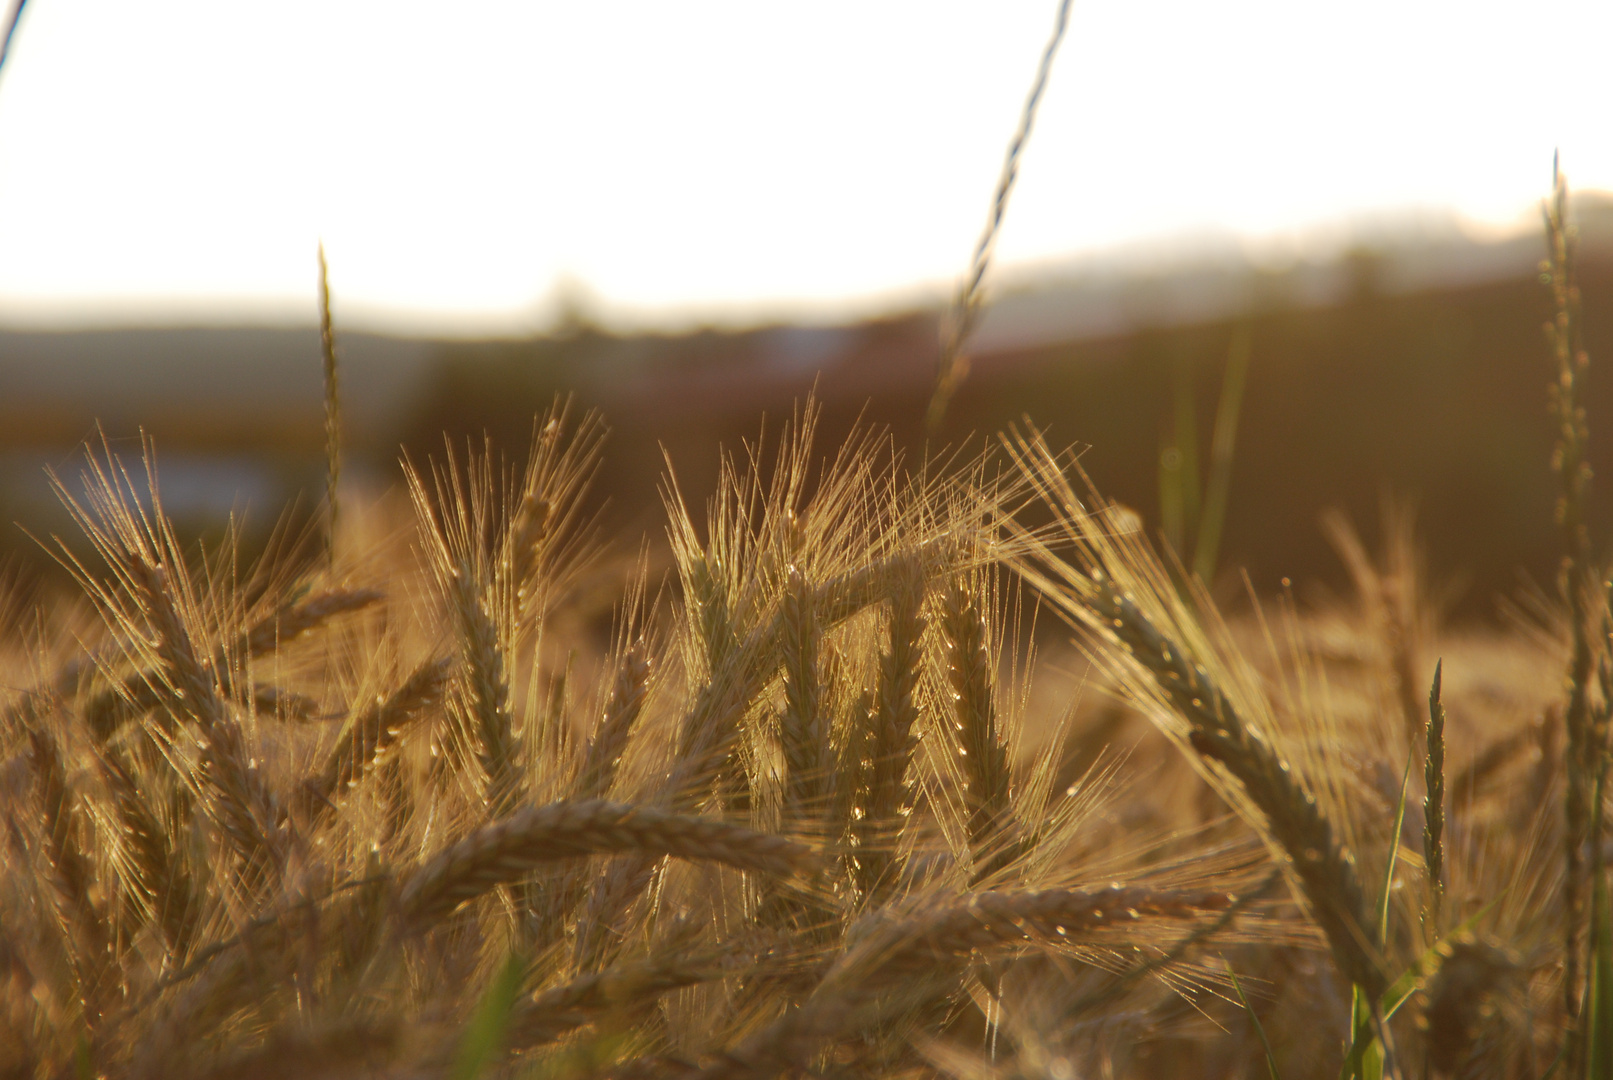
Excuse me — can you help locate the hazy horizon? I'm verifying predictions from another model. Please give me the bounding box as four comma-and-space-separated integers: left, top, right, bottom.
0, 1, 1607, 337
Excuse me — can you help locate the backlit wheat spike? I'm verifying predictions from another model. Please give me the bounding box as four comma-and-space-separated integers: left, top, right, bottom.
397, 799, 815, 929
97, 745, 198, 959
25, 724, 109, 984
577, 651, 651, 808
857, 555, 927, 902
78, 587, 382, 743
940, 575, 1013, 883
131, 561, 288, 884
240, 588, 382, 657
780, 567, 829, 822
450, 567, 522, 817
302, 657, 450, 824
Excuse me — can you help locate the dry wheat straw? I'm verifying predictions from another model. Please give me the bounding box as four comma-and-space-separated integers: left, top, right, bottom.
398, 800, 814, 928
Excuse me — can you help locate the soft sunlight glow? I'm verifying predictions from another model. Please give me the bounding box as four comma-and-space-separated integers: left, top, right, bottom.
0, 0, 1607, 334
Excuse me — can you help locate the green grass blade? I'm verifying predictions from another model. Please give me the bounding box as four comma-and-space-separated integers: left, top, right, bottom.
1378, 751, 1414, 948
452, 951, 527, 1080
1341, 984, 1380, 1080
1228, 960, 1280, 1080
1590, 766, 1613, 1080
1193, 325, 1251, 583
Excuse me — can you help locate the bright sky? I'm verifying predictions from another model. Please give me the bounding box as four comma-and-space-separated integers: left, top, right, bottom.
0, 0, 1607, 335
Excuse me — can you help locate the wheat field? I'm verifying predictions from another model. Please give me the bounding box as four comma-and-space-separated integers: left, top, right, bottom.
0, 180, 1607, 1080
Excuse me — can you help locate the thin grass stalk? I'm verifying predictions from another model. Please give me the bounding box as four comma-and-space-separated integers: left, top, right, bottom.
1192, 326, 1251, 583
940, 577, 1012, 883
1546, 159, 1596, 1041
925, 0, 1073, 432
317, 243, 341, 570
1424, 660, 1447, 941
0, 0, 29, 81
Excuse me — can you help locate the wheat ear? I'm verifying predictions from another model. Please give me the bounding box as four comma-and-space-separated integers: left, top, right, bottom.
98, 745, 198, 959
25, 725, 108, 975
940, 576, 1012, 882
241, 588, 382, 656
1545, 160, 1596, 1034
134, 562, 287, 881
576, 647, 652, 802
857, 556, 926, 901
450, 567, 522, 816
1424, 660, 1447, 939
1086, 573, 1384, 998
780, 567, 829, 822
81, 587, 382, 742
301, 657, 450, 824
397, 800, 814, 929
643, 886, 1236, 1080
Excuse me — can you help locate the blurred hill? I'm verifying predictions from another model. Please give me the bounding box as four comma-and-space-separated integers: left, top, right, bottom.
3, 199, 1612, 617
